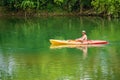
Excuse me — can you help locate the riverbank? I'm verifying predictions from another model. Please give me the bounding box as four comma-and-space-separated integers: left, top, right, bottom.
0, 7, 103, 17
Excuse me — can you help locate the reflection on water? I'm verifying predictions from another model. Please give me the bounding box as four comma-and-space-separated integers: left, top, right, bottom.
76, 45, 88, 59
0, 17, 120, 80
50, 44, 106, 59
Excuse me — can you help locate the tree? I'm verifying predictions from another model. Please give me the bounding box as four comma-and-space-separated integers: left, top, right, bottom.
91, 0, 120, 17
21, 0, 35, 17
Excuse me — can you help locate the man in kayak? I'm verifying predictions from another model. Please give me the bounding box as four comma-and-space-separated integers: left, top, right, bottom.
75, 30, 87, 42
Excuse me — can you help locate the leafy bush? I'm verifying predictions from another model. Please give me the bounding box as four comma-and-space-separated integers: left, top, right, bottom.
91, 0, 120, 17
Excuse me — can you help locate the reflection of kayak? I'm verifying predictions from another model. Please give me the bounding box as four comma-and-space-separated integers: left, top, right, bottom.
50, 44, 105, 49
50, 39, 108, 45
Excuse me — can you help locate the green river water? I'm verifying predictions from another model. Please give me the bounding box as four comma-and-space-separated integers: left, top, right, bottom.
0, 16, 120, 80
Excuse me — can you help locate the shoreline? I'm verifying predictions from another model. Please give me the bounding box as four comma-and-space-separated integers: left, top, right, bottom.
0, 11, 113, 20
0, 9, 107, 18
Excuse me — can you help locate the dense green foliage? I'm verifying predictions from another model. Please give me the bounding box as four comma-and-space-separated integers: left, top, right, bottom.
0, 0, 120, 17
91, 0, 120, 17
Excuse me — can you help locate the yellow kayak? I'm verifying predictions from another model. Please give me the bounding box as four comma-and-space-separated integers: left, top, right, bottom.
49, 39, 108, 45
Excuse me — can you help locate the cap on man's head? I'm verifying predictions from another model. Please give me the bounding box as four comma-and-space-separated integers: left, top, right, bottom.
82, 30, 86, 33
